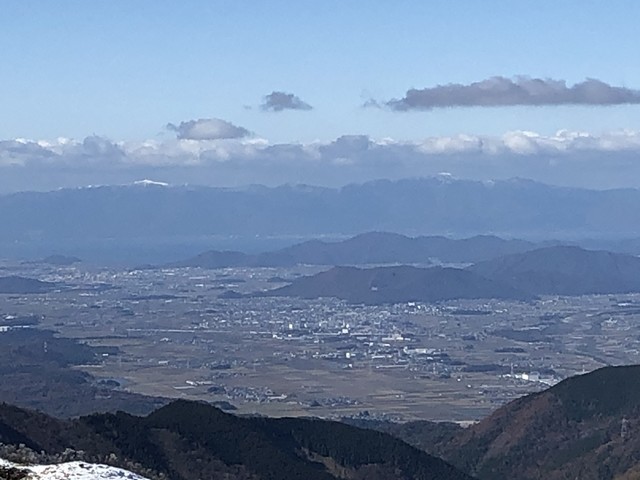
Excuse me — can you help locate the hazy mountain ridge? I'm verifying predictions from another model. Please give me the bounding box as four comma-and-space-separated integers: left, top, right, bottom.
170, 232, 539, 268
4, 178, 640, 245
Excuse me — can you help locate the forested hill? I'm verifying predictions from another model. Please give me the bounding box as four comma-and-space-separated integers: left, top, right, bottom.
262, 265, 531, 304
0, 400, 474, 480
362, 365, 640, 480
468, 245, 640, 295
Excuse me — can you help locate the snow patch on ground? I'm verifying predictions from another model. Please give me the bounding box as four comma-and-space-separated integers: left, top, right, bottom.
0, 458, 150, 480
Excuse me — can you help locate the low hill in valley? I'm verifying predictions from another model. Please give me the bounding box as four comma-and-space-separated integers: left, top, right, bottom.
0, 329, 166, 418
41, 255, 82, 266
468, 246, 640, 295
0, 276, 54, 294
261, 265, 531, 304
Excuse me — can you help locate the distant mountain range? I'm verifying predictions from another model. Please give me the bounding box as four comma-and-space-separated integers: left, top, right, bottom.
5, 178, 640, 262
259, 246, 640, 304
0, 400, 473, 480
169, 232, 540, 268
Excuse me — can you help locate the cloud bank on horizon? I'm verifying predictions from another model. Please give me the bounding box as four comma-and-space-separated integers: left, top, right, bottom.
3, 118, 640, 192
2, 74, 640, 193
378, 77, 640, 111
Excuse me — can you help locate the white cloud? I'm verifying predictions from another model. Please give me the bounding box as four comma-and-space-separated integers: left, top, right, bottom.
3, 129, 640, 191
166, 118, 250, 140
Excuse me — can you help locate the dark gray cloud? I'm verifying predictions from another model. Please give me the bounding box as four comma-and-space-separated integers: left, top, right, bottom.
167, 118, 249, 140
80, 135, 126, 159
261, 91, 312, 112
384, 77, 640, 111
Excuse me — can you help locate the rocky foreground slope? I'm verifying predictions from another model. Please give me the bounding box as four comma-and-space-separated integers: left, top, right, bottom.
0, 458, 149, 480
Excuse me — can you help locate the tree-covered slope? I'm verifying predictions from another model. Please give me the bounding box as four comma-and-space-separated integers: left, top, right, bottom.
0, 400, 474, 480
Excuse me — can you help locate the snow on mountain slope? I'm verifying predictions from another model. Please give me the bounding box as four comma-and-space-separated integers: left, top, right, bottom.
0, 458, 150, 480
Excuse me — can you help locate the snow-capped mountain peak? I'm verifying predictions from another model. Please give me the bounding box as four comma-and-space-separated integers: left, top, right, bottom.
132, 179, 169, 187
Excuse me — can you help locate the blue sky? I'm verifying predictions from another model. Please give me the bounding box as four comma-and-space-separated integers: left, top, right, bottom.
1, 1, 640, 191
